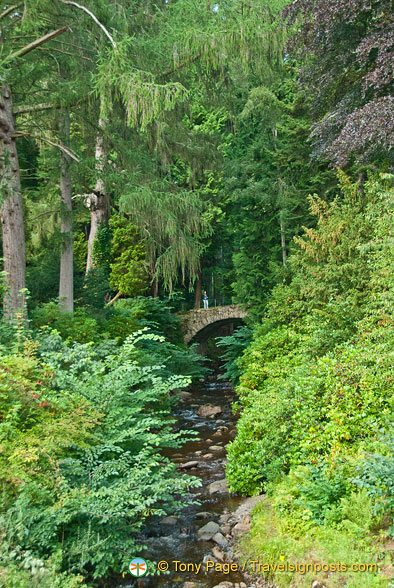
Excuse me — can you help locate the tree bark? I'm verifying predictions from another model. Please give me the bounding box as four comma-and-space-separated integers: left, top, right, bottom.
0, 85, 26, 320
59, 111, 74, 312
194, 269, 202, 309
151, 276, 159, 298
86, 116, 109, 273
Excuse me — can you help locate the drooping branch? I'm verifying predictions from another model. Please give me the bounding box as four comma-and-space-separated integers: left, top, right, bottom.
8, 27, 68, 60
62, 1, 116, 48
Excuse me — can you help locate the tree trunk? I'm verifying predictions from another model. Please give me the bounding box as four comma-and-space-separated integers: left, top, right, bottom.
0, 85, 26, 320
59, 111, 74, 312
194, 269, 202, 309
280, 216, 287, 268
151, 276, 159, 298
86, 116, 109, 273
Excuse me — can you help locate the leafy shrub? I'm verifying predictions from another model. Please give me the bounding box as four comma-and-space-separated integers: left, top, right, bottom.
76, 266, 110, 310
0, 330, 201, 582
31, 302, 100, 343
354, 433, 394, 536
228, 174, 394, 497
217, 325, 253, 384
112, 296, 183, 343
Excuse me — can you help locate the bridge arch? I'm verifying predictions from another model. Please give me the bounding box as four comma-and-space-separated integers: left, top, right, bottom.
180, 304, 248, 345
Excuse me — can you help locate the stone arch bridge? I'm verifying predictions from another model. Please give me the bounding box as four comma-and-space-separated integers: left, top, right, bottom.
180, 304, 248, 345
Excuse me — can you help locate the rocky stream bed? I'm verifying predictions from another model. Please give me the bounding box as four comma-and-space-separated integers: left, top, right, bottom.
115, 378, 267, 588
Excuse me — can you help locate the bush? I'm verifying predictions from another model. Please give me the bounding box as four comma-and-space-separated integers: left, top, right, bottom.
0, 329, 202, 582
31, 303, 100, 343
354, 433, 394, 536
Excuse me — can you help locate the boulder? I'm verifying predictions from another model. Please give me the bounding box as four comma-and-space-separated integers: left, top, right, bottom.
212, 532, 227, 547
197, 521, 220, 540
231, 516, 251, 538
179, 461, 199, 470
160, 516, 178, 526
212, 545, 225, 561
197, 404, 222, 417
195, 511, 212, 519
208, 479, 228, 495
180, 391, 193, 401
220, 524, 231, 535
209, 445, 225, 452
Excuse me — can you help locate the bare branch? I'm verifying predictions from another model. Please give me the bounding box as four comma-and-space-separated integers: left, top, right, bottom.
29, 209, 60, 222
14, 96, 89, 115
105, 292, 121, 307
14, 131, 79, 161
9, 27, 68, 60
62, 0, 116, 47
14, 103, 56, 115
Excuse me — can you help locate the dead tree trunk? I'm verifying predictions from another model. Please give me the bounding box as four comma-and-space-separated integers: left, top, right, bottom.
0, 85, 26, 320
59, 111, 74, 312
86, 116, 109, 273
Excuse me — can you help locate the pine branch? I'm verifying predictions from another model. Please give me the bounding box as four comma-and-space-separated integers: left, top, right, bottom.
9, 27, 69, 60
62, 1, 116, 48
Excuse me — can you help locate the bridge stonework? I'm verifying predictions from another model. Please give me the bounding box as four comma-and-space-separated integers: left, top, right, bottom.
180, 304, 248, 344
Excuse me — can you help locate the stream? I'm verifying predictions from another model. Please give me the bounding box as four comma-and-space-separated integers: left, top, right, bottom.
116, 376, 258, 588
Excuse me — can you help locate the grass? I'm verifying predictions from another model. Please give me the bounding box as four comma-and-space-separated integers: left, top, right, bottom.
239, 500, 393, 588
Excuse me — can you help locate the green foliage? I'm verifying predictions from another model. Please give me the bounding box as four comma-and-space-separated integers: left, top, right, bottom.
92, 223, 111, 272
221, 70, 336, 315
77, 266, 110, 310
216, 326, 253, 384
120, 183, 211, 291
108, 216, 148, 297
0, 328, 202, 583
354, 433, 394, 535
241, 499, 391, 588
227, 174, 394, 548
111, 296, 184, 344
31, 303, 101, 343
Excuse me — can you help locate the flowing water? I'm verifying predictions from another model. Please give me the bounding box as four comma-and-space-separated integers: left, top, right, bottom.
115, 376, 251, 588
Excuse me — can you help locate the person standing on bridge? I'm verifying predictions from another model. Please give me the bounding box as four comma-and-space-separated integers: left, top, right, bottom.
203, 290, 209, 309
